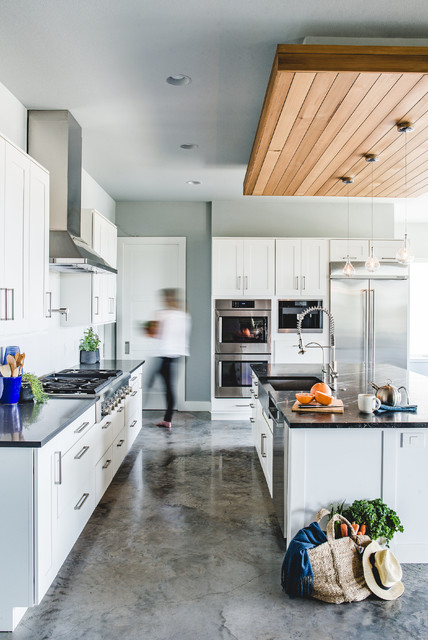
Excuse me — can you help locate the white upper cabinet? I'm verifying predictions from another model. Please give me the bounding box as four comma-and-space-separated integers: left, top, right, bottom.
371, 239, 403, 262
276, 238, 328, 297
91, 210, 117, 268
212, 238, 274, 297
330, 239, 403, 263
0, 135, 49, 332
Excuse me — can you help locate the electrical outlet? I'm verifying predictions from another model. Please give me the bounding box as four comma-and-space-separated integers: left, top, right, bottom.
401, 432, 426, 449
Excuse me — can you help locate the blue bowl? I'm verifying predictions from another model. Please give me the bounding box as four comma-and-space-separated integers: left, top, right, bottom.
0, 376, 23, 404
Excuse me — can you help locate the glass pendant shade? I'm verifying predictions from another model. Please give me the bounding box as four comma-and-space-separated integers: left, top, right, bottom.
343, 255, 355, 277
365, 246, 380, 272
396, 233, 415, 265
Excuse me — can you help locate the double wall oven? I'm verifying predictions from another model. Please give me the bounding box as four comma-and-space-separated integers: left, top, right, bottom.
215, 299, 271, 398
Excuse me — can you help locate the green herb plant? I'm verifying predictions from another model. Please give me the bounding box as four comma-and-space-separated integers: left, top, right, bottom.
343, 498, 404, 545
79, 327, 101, 352
22, 372, 48, 404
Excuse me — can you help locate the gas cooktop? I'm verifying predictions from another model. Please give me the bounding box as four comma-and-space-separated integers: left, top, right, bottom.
41, 368, 123, 396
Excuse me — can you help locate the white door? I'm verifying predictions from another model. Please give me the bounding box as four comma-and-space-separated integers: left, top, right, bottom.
212, 238, 243, 296
243, 238, 275, 296
117, 237, 186, 410
275, 238, 301, 296
300, 239, 328, 297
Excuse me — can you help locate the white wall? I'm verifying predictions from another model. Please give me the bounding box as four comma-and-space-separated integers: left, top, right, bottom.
0, 80, 116, 375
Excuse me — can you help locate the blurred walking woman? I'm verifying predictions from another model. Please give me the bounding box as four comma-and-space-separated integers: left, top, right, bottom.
150, 289, 191, 428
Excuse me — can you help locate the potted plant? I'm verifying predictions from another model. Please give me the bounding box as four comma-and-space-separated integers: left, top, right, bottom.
342, 498, 404, 546
79, 327, 101, 364
19, 372, 49, 404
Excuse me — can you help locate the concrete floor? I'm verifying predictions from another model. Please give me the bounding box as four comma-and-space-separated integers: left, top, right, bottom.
9, 411, 428, 639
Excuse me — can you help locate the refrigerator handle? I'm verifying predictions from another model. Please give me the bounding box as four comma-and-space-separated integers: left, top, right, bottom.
370, 288, 375, 367
362, 289, 369, 366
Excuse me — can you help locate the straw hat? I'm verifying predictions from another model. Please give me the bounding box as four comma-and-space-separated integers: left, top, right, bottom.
362, 541, 404, 600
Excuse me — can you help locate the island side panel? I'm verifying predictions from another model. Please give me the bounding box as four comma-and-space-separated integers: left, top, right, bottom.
287, 428, 383, 544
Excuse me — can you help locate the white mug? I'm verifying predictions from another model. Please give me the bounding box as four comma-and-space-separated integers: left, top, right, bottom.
358, 393, 381, 413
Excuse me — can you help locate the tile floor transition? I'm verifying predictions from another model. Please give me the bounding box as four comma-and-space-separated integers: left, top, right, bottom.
8, 411, 428, 640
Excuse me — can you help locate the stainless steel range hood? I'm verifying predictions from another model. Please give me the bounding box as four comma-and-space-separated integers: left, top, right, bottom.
27, 110, 117, 274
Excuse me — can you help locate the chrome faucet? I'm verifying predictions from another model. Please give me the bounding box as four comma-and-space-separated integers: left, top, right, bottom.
297, 306, 338, 390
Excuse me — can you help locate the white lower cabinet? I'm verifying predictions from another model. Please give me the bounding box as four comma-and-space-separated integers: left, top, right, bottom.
252, 377, 273, 498
0, 368, 143, 632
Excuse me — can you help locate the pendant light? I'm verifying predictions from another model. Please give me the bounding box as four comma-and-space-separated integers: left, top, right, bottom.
342, 177, 355, 277
364, 154, 380, 272
396, 122, 415, 265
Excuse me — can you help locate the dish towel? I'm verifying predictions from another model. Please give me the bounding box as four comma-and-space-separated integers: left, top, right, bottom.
281, 521, 327, 598
375, 404, 418, 414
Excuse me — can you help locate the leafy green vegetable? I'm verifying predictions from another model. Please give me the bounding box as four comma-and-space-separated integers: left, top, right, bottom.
22, 372, 48, 404
343, 498, 404, 545
79, 327, 101, 352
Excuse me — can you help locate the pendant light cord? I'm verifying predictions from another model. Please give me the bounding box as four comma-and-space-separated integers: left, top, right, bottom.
371, 160, 374, 245
404, 129, 408, 237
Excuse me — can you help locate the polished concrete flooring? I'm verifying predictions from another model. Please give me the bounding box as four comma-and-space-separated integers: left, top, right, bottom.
10, 411, 428, 639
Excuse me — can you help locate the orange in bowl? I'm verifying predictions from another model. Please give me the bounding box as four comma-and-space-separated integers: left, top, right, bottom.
310, 382, 332, 397
314, 390, 334, 405
296, 393, 315, 404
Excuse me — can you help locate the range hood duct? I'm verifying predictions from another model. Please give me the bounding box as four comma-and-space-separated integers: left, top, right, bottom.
27, 110, 117, 274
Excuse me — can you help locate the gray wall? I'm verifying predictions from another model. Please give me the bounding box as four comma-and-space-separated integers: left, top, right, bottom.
116, 201, 212, 402
212, 198, 395, 238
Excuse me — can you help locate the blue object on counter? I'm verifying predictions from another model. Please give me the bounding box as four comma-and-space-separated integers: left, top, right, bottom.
375, 404, 418, 414
0, 376, 23, 404
3, 346, 20, 365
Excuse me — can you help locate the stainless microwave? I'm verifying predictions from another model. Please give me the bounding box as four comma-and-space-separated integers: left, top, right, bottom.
278, 300, 323, 333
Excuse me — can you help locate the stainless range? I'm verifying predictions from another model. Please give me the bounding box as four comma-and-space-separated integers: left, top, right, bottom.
40, 368, 132, 421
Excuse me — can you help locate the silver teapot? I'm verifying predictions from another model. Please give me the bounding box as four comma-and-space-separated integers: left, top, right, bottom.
370, 380, 409, 406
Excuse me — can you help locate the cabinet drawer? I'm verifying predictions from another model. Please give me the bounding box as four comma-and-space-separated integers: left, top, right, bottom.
56, 405, 96, 456
127, 413, 142, 450
57, 424, 98, 516
91, 407, 125, 463
129, 366, 143, 390
56, 475, 95, 569
125, 387, 142, 423
112, 426, 128, 476
95, 445, 114, 503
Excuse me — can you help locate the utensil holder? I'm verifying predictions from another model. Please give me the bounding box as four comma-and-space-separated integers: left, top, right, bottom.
0, 376, 23, 404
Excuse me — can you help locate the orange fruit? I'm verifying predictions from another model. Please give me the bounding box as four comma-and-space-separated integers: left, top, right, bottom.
310, 382, 332, 397
314, 390, 334, 405
296, 393, 315, 404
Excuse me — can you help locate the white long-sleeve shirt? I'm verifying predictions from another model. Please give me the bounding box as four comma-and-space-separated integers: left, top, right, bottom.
156, 308, 191, 358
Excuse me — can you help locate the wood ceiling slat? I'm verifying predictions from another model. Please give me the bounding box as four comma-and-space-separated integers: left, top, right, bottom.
243, 66, 294, 194
293, 74, 398, 196
245, 44, 428, 200
263, 72, 338, 194
314, 74, 427, 196
404, 177, 428, 198
270, 73, 359, 195
274, 73, 376, 195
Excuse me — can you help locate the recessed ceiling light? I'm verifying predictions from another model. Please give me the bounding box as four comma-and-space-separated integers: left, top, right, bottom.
180, 144, 199, 150
186, 180, 201, 185
166, 74, 192, 86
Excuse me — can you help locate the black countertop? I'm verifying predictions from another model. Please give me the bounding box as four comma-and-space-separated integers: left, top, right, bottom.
252, 363, 428, 428
0, 360, 145, 448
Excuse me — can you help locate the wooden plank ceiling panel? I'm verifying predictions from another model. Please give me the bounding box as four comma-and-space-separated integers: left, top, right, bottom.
244, 44, 428, 198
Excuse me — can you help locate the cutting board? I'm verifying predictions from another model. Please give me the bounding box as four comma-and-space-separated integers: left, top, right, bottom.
292, 399, 344, 413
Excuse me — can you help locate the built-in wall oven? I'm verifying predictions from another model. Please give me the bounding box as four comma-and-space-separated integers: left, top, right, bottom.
215, 299, 271, 398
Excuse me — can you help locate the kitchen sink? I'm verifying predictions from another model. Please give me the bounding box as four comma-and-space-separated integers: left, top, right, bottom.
267, 376, 322, 391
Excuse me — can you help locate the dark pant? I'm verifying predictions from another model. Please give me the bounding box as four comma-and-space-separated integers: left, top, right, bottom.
159, 357, 177, 422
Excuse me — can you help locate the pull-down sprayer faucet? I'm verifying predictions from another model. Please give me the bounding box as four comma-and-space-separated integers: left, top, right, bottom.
297, 306, 338, 390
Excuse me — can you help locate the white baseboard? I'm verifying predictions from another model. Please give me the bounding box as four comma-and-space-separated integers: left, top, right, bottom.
211, 410, 251, 421
179, 401, 211, 412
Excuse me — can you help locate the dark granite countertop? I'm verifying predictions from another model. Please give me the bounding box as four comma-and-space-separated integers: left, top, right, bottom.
0, 360, 145, 447
252, 363, 428, 428
0, 397, 97, 447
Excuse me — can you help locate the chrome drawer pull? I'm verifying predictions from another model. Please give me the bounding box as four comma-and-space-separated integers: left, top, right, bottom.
131, 376, 137, 382
250, 417, 255, 423
131, 391, 137, 397
74, 421, 89, 434
54, 451, 62, 485
250, 403, 255, 409
117, 407, 123, 413
130, 420, 137, 428
102, 421, 112, 430
261, 433, 267, 457
74, 493, 89, 510
74, 445, 90, 460
117, 439, 125, 447
102, 459, 112, 470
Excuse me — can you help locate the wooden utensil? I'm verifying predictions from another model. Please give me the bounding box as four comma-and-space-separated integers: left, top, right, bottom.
0, 364, 12, 377
6, 355, 17, 375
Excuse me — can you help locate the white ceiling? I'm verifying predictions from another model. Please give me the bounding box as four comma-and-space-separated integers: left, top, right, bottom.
1, 0, 428, 203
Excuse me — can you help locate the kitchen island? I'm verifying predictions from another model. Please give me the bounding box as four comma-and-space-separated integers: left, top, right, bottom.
251, 363, 428, 564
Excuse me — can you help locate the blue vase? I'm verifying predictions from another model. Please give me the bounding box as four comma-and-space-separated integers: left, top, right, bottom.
80, 349, 100, 364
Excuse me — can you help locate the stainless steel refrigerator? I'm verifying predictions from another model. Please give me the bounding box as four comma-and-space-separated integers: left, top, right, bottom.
329, 262, 409, 368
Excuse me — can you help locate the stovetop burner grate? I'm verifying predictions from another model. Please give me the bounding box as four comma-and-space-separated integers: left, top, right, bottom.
41, 368, 123, 396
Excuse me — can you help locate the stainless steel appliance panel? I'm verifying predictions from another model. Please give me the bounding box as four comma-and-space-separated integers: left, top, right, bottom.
215, 354, 271, 398
369, 279, 408, 368
215, 299, 271, 354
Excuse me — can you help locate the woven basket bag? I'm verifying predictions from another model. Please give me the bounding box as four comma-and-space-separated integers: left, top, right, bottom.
308, 510, 372, 604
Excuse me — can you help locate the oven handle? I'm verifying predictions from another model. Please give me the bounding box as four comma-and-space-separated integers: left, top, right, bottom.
218, 316, 222, 343
218, 361, 222, 387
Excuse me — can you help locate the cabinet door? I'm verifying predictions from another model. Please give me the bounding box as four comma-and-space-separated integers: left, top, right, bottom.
212, 238, 244, 296
329, 239, 368, 262
0, 137, 5, 320
276, 238, 301, 296
3, 143, 30, 326
371, 240, 402, 262
28, 163, 49, 324
243, 238, 275, 296
92, 273, 104, 324
93, 210, 117, 268
300, 239, 328, 297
